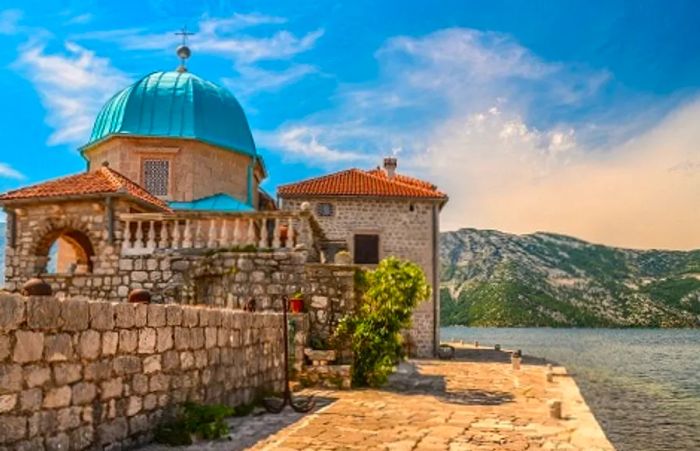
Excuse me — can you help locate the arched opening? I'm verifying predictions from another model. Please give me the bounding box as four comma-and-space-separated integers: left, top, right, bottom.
36, 228, 95, 274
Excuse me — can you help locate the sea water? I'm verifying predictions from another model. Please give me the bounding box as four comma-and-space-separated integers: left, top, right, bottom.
441, 327, 700, 451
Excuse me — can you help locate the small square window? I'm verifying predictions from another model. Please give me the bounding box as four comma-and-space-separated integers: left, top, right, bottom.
317, 202, 334, 217
143, 160, 169, 196
354, 234, 379, 264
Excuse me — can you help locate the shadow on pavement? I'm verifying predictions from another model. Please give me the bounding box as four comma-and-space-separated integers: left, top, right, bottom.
382, 361, 515, 406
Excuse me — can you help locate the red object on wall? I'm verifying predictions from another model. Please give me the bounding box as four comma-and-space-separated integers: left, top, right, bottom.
289, 297, 303, 313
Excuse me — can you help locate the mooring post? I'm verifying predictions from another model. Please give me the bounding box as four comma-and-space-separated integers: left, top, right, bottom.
511, 349, 522, 370
548, 400, 562, 419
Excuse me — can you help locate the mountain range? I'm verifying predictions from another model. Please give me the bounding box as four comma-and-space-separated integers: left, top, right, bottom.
440, 228, 700, 327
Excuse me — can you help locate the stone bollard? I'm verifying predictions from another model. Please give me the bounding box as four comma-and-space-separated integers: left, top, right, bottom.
511, 350, 522, 370
545, 363, 554, 382
548, 400, 562, 419
511, 355, 521, 370
459, 339, 464, 345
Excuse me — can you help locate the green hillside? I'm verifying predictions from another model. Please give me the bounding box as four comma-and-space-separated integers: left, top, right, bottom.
440, 229, 700, 327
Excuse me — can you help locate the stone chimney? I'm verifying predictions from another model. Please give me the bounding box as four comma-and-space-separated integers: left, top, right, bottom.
383, 157, 397, 180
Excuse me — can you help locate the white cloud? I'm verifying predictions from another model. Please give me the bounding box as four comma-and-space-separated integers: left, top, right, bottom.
257, 126, 371, 165
0, 163, 24, 180
15, 41, 130, 145
262, 27, 698, 249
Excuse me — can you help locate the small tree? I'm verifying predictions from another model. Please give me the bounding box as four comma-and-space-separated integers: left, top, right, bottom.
335, 257, 430, 387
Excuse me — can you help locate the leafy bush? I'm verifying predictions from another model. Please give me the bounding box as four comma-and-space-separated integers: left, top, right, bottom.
154, 402, 235, 445
335, 257, 430, 387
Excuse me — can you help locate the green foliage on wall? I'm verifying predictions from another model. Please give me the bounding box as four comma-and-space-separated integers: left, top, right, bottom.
336, 257, 430, 387
154, 402, 236, 445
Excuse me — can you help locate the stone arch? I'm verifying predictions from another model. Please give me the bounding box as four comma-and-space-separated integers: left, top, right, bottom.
33, 220, 97, 274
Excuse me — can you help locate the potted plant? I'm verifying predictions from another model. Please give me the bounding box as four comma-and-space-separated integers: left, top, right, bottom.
289, 291, 304, 313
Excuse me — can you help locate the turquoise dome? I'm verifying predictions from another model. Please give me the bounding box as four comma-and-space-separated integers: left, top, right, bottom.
85, 71, 256, 156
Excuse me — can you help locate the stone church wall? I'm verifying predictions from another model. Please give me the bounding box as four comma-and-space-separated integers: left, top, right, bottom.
0, 293, 305, 450
83, 137, 261, 206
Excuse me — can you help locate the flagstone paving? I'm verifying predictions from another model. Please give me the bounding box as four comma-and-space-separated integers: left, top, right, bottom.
144, 357, 614, 450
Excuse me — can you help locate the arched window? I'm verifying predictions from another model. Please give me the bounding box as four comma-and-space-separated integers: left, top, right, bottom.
36, 228, 95, 275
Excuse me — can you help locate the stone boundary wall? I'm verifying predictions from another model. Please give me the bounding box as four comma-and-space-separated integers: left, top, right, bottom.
23, 250, 308, 309
303, 264, 356, 348
0, 293, 295, 450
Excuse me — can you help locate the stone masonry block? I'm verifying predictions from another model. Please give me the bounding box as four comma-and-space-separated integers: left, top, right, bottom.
61, 300, 89, 331
138, 328, 156, 354
182, 307, 199, 327
71, 382, 97, 405
96, 417, 127, 445
44, 334, 74, 362
165, 305, 182, 326
0, 415, 27, 444
147, 304, 166, 327
0, 294, 25, 331
43, 386, 71, 408
118, 330, 137, 353
26, 296, 61, 331
19, 388, 42, 411
53, 362, 82, 386
0, 393, 17, 413
78, 330, 101, 360
100, 378, 123, 400
134, 304, 148, 327
113, 355, 142, 376
114, 303, 135, 328
13, 330, 44, 363
56, 406, 82, 431
89, 302, 114, 330
23, 365, 50, 388
156, 327, 173, 352
102, 331, 118, 355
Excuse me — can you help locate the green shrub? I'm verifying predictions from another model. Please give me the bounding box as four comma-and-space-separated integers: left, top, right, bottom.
154, 402, 235, 445
335, 257, 429, 387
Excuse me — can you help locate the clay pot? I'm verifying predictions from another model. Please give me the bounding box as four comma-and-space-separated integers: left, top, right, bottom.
128, 289, 151, 304
22, 278, 52, 296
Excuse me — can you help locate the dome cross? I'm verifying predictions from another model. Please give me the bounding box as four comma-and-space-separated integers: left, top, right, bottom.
175, 26, 195, 72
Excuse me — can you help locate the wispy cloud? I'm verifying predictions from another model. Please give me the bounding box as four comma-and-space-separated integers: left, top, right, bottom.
64, 13, 93, 26
0, 9, 23, 34
0, 163, 25, 180
257, 126, 372, 165
72, 12, 322, 96
15, 41, 130, 146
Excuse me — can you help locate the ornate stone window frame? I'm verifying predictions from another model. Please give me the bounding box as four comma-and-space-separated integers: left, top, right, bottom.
137, 147, 179, 200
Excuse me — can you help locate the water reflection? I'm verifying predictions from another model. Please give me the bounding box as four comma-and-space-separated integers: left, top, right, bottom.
441, 327, 700, 451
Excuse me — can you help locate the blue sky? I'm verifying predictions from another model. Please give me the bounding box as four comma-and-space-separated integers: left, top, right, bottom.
0, 0, 699, 249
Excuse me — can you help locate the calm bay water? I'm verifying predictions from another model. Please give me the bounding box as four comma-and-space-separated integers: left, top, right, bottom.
441, 327, 700, 451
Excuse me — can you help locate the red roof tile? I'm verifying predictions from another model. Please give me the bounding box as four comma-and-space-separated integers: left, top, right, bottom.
0, 166, 170, 211
278, 168, 447, 200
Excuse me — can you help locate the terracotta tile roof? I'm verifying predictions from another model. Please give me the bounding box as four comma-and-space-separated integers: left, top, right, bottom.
0, 166, 170, 211
278, 168, 447, 200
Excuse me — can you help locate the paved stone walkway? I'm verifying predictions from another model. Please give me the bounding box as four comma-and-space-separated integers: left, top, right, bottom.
144, 358, 614, 450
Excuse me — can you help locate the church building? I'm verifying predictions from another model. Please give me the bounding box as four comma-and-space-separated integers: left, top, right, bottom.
0, 46, 447, 357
